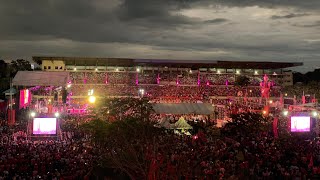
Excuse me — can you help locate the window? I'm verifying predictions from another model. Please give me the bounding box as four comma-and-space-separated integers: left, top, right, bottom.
48, 66, 51, 69
55, 66, 58, 69
59, 66, 63, 69
44, 66, 47, 69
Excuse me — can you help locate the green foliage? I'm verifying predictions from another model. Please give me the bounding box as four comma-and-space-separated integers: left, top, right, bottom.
235, 75, 250, 87
283, 81, 320, 99
81, 119, 110, 145
82, 117, 170, 179
91, 97, 154, 121
206, 126, 221, 137
10, 59, 32, 77
0, 60, 10, 78
222, 112, 271, 136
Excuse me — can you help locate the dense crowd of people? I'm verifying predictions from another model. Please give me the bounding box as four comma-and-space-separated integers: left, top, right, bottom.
142, 126, 320, 179
0, 121, 94, 179
68, 71, 279, 86
69, 84, 281, 99
2, 69, 312, 179
1, 99, 320, 179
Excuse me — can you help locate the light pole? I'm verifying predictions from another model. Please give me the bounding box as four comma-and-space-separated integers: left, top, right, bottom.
139, 89, 145, 120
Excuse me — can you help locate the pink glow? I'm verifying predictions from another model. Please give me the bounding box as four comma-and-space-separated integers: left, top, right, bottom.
225, 80, 228, 86
290, 116, 310, 132
135, 73, 139, 85
67, 108, 87, 114
19, 89, 31, 109
157, 74, 160, 84
33, 118, 57, 135
206, 81, 210, 86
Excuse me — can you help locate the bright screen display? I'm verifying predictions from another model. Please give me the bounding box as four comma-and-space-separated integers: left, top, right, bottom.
33, 118, 57, 135
290, 116, 310, 132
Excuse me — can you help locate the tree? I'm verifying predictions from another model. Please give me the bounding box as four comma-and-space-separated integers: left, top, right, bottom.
221, 112, 271, 137
0, 60, 10, 78
0, 60, 10, 97
10, 59, 32, 77
235, 75, 250, 87
283, 81, 320, 99
91, 97, 154, 122
82, 97, 182, 179
81, 115, 177, 179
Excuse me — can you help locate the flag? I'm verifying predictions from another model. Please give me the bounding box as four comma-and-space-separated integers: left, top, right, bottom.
302, 95, 306, 104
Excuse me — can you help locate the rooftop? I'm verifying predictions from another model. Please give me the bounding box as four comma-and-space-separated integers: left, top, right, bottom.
33, 56, 303, 69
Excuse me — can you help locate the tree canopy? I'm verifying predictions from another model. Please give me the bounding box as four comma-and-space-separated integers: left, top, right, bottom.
10, 59, 32, 77
235, 75, 250, 87
90, 97, 154, 122
222, 112, 271, 137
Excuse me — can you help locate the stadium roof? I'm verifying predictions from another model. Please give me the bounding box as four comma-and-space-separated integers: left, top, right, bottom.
33, 56, 303, 69
13, 71, 69, 86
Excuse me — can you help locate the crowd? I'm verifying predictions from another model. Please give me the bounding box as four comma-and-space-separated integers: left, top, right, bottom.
93, 110, 320, 179
68, 71, 279, 86
69, 84, 281, 99
147, 128, 320, 179
0, 69, 298, 179
0, 124, 94, 180
1, 96, 320, 179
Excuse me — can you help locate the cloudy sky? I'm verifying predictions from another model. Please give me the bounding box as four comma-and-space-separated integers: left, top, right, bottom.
0, 0, 320, 72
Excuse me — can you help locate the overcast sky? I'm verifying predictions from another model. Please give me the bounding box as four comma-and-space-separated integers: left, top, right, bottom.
0, 0, 320, 73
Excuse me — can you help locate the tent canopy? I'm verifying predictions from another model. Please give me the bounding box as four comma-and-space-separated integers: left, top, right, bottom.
2, 88, 17, 95
175, 117, 193, 129
152, 103, 214, 115
13, 71, 69, 86
159, 118, 174, 129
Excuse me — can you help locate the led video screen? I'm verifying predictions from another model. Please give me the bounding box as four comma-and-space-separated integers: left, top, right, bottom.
290, 116, 310, 132
33, 118, 57, 135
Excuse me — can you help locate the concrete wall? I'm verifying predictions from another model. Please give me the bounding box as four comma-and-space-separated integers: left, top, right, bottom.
42, 60, 65, 71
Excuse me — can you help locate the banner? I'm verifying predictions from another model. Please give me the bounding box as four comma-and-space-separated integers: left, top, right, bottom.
19, 89, 31, 109
302, 95, 306, 104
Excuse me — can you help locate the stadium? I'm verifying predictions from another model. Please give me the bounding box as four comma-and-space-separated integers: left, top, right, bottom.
10, 57, 301, 118
7, 56, 320, 179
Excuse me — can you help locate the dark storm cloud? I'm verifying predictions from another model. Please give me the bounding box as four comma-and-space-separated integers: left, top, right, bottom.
191, 0, 320, 10
203, 18, 229, 24
0, 0, 200, 42
271, 13, 309, 19
292, 21, 320, 28
0, 0, 320, 72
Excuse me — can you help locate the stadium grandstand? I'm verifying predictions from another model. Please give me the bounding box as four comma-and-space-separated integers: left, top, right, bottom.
12, 56, 302, 119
